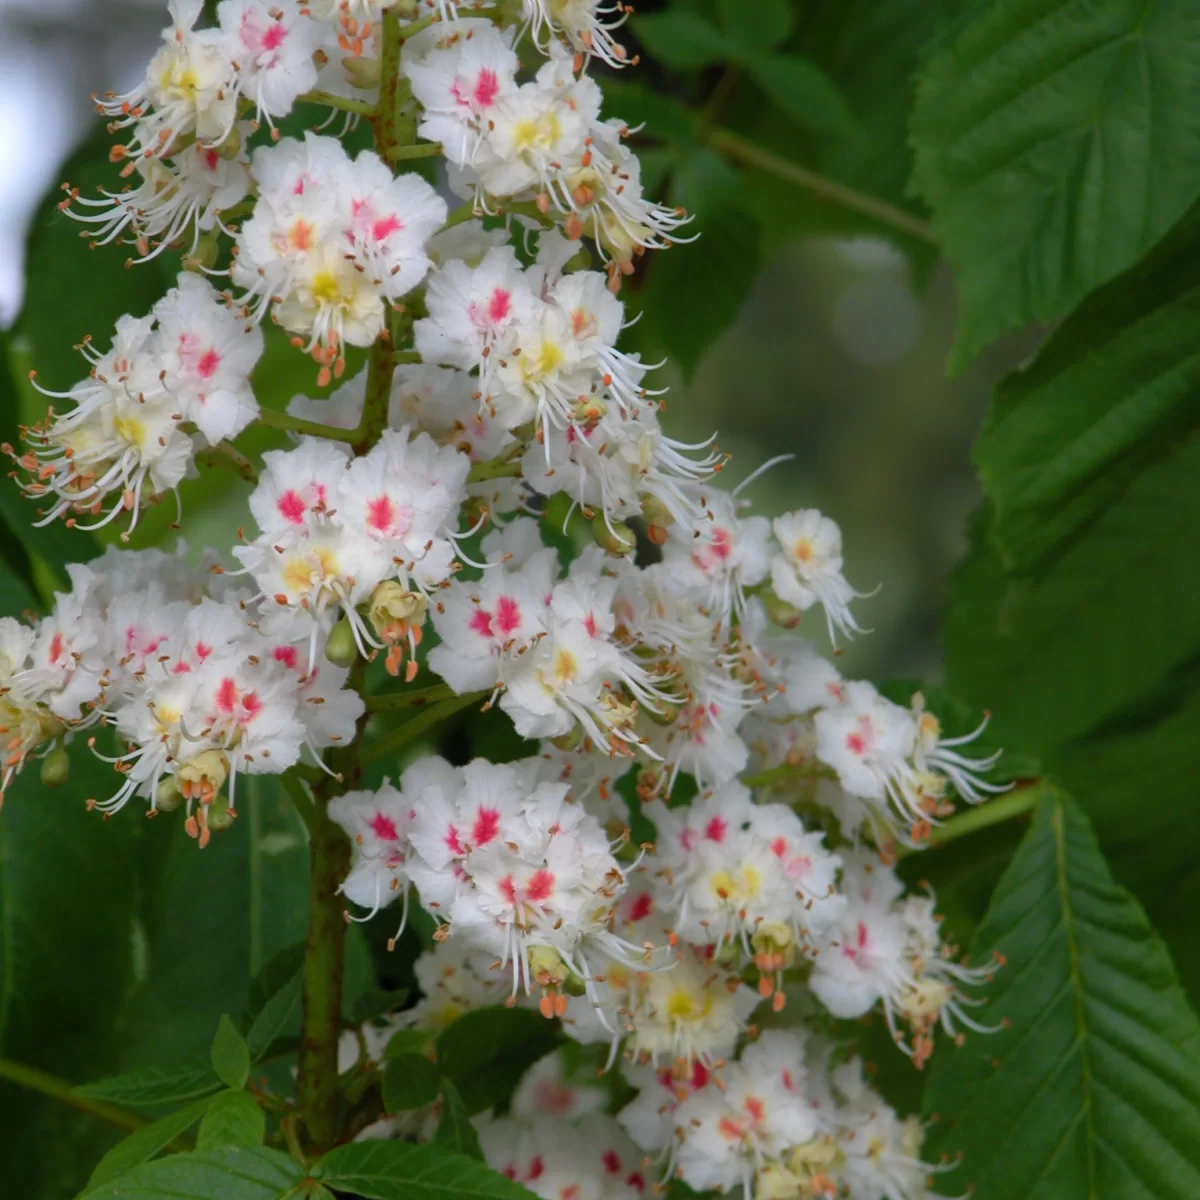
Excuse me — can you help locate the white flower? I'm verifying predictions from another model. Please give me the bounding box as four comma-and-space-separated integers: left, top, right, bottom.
770, 509, 865, 645
216, 0, 321, 125
234, 134, 446, 376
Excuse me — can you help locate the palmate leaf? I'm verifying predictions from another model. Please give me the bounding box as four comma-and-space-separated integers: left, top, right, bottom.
317, 1141, 537, 1200
195, 1091, 265, 1150
1052, 676, 1200, 1006
88, 1095, 218, 1187
910, 0, 1200, 370
923, 790, 1200, 1198
78, 1146, 303, 1200
973, 197, 1200, 572
945, 441, 1200, 750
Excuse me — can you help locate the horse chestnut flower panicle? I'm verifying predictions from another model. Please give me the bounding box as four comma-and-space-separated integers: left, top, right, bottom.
5, 2, 1009, 1196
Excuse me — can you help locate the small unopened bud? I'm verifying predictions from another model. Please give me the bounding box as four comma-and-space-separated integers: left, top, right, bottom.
342, 54, 380, 89
206, 792, 237, 833
183, 231, 220, 274
325, 616, 360, 667
40, 746, 69, 788
760, 586, 803, 630
551, 725, 585, 752
215, 125, 242, 161
641, 495, 674, 531
563, 969, 587, 997
592, 512, 635, 557
645, 698, 680, 727
155, 775, 183, 812
528, 945, 569, 987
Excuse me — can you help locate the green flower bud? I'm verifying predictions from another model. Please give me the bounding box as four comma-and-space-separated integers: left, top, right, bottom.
155, 775, 184, 813
760, 586, 803, 630
326, 616, 360, 668
592, 512, 635, 557
206, 792, 237, 833
40, 746, 69, 788
343, 54, 380, 90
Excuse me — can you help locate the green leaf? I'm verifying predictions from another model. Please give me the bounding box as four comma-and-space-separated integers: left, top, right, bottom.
945, 461, 1200, 751
911, 0, 1200, 371
78, 1146, 303, 1200
1052, 677, 1200, 1005
383, 1027, 435, 1059
973, 197, 1200, 572
76, 1062, 223, 1108
0, 744, 142, 1193
631, 11, 729, 69
114, 777, 314, 1067
433, 1080, 483, 1161
89, 1095, 218, 1186
211, 1017, 250, 1091
196, 1090, 266, 1150
436, 1007, 562, 1114
244, 944, 305, 1062
717, 0, 791, 51
923, 790, 1200, 1197
317, 1141, 537, 1200
745, 54, 856, 137
383, 1054, 442, 1112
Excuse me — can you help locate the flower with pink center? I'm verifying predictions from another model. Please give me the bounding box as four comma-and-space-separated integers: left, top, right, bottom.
216, 0, 320, 123
402, 20, 520, 166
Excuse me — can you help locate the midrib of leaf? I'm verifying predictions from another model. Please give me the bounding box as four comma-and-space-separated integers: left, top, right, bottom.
1053, 801, 1098, 1200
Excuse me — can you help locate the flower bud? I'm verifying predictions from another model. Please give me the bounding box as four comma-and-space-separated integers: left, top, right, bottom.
760, 586, 803, 630
551, 725, 585, 752
206, 792, 237, 833
591, 512, 635, 557
183, 231, 221, 274
40, 746, 69, 788
215, 124, 242, 161
155, 775, 183, 812
343, 54, 380, 90
326, 616, 360, 668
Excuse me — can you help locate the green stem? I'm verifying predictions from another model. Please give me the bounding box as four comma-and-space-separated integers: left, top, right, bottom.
708, 128, 938, 247
742, 760, 837, 790
295, 6, 417, 1154
387, 142, 443, 161
256, 407, 359, 444
467, 458, 524, 484
298, 90, 377, 118
361, 691, 488, 767
365, 683, 456, 713
195, 441, 259, 484
440, 201, 480, 232
0, 1059, 145, 1134
909, 783, 1042, 855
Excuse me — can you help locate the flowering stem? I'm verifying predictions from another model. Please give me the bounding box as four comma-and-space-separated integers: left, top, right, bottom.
295, 5, 422, 1154
742, 760, 837, 790
467, 457, 524, 484
911, 783, 1043, 855
256, 407, 359, 443
0, 1058, 145, 1134
386, 142, 443, 161
440, 201, 481, 232
365, 683, 456, 713
708, 129, 937, 247
361, 690, 489, 767
195, 441, 259, 484
298, 90, 378, 118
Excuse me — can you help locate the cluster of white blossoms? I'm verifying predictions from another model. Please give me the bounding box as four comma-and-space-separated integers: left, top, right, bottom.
0, 543, 361, 844
8, 274, 262, 534
4, 4, 1005, 1199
